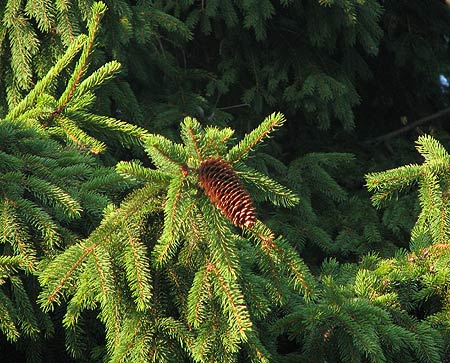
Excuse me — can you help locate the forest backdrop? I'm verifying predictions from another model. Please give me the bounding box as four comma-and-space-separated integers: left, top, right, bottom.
1, 0, 450, 362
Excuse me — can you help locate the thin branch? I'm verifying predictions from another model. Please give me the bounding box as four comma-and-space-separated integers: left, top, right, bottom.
364, 107, 450, 145
218, 103, 250, 111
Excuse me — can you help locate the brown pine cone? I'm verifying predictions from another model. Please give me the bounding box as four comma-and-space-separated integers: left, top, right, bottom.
198, 158, 256, 228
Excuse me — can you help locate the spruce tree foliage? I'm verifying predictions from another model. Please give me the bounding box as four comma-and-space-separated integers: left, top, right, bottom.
0, 0, 200, 140
0, 2, 147, 360
367, 135, 450, 248
2, 0, 450, 362
273, 254, 445, 363
271, 135, 450, 363
0, 119, 122, 359
1, 1, 147, 154
245, 150, 401, 266
156, 0, 384, 131
0, 0, 387, 138
37, 112, 315, 362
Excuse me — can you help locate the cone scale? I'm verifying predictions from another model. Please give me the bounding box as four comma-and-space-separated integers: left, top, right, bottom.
198, 158, 256, 228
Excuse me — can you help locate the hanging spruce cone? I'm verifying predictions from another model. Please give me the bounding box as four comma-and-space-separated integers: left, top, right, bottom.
198, 158, 256, 228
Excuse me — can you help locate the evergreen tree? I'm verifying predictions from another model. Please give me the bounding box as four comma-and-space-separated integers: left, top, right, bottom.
0, 0, 199, 141
37, 112, 315, 362
0, 2, 146, 360
271, 135, 450, 363
2, 0, 450, 361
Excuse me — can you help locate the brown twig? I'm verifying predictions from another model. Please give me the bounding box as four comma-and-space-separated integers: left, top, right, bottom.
364, 106, 450, 145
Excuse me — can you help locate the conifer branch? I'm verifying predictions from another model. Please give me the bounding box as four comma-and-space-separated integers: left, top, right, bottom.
227, 112, 286, 162
73, 60, 122, 98
63, 271, 97, 328
208, 261, 252, 340
365, 107, 450, 145
35, 113, 309, 360
153, 175, 191, 266
91, 247, 109, 298
52, 114, 106, 153
236, 164, 300, 207
15, 198, 60, 245
247, 333, 272, 363
202, 201, 241, 278
57, 1, 107, 111
40, 244, 95, 311
366, 164, 422, 206
86, 183, 164, 246
145, 134, 188, 171
1, 200, 37, 271
0, 292, 20, 342
5, 35, 85, 120
203, 127, 235, 159
23, 175, 82, 217
92, 246, 122, 351
71, 112, 149, 141
157, 317, 195, 351
181, 117, 204, 163
124, 228, 152, 311
116, 160, 171, 184
262, 236, 314, 297
187, 265, 211, 328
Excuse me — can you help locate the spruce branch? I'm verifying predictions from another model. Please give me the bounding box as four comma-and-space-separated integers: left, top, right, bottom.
0, 255, 24, 269
0, 290, 20, 342
416, 134, 450, 167
366, 164, 422, 207
246, 332, 272, 363
51, 114, 106, 153
0, 199, 37, 271
247, 221, 314, 298
15, 198, 60, 246
226, 112, 286, 163
57, 1, 107, 111
144, 134, 188, 172
86, 183, 164, 247
124, 228, 152, 311
208, 261, 253, 340
10, 276, 40, 338
236, 163, 300, 207
5, 35, 86, 120
153, 175, 193, 266
157, 317, 195, 352
181, 116, 205, 163
201, 200, 241, 279
203, 126, 235, 159
73, 60, 122, 98
92, 245, 122, 352
116, 160, 172, 185
37, 113, 310, 361
24, 0, 55, 32
62, 269, 98, 329
39, 243, 94, 311
7, 14, 39, 94
262, 236, 314, 297
23, 175, 82, 217
70, 112, 149, 141
187, 265, 211, 328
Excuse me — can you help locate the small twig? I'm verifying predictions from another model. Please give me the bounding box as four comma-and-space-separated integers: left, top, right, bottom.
218, 103, 250, 111
364, 107, 450, 145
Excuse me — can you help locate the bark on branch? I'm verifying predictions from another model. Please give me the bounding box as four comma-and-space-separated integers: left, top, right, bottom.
364, 107, 450, 145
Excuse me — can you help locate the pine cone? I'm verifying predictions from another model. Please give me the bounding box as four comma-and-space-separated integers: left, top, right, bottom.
198, 158, 256, 228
